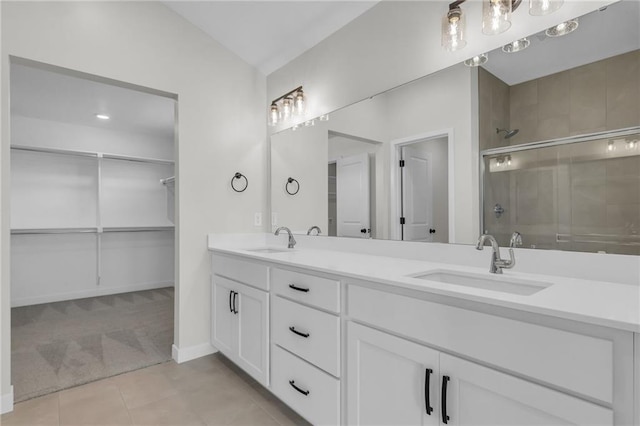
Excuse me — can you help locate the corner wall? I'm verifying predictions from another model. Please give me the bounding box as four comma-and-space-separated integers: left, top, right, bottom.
0, 1, 267, 411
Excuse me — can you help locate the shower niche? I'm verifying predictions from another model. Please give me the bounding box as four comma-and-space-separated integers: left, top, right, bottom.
481, 128, 640, 255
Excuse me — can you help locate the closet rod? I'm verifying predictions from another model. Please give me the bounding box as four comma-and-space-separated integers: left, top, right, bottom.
160, 176, 175, 185
11, 227, 98, 235
11, 145, 97, 158
11, 145, 175, 165
102, 153, 174, 165
102, 226, 174, 233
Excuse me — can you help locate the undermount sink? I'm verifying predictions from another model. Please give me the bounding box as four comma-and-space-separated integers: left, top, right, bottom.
409, 270, 551, 296
245, 247, 290, 254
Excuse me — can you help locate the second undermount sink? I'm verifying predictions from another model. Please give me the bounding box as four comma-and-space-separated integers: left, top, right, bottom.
409, 270, 551, 296
246, 247, 290, 254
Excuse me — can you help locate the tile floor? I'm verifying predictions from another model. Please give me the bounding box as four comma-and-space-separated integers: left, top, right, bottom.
1, 353, 310, 426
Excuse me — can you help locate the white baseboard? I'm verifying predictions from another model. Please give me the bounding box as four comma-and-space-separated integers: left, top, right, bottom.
1, 386, 14, 414
172, 343, 218, 364
11, 281, 174, 307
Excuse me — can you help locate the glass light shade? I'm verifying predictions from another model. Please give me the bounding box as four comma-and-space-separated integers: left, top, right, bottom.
293, 90, 305, 115
529, 0, 563, 16
268, 103, 279, 127
464, 53, 489, 67
441, 7, 466, 52
545, 19, 578, 37
502, 37, 530, 53
319, 114, 329, 121
304, 119, 315, 127
281, 96, 293, 120
482, 0, 512, 35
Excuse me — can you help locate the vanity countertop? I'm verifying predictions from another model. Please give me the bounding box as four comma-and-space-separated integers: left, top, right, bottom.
208, 237, 640, 333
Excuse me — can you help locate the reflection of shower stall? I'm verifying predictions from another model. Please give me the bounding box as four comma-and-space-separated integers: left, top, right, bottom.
481, 127, 640, 255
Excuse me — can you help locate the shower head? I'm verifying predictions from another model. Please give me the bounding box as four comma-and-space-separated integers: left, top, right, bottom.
497, 128, 519, 139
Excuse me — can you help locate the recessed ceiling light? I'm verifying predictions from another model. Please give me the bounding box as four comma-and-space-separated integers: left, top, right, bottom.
464, 53, 488, 67
95, 114, 110, 120
545, 19, 578, 37
502, 37, 531, 53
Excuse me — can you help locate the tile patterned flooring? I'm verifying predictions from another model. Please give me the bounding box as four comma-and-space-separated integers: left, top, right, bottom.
1, 353, 310, 426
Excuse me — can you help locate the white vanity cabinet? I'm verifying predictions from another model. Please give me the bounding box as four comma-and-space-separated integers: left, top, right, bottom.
210, 255, 270, 386
270, 267, 342, 425
348, 322, 613, 426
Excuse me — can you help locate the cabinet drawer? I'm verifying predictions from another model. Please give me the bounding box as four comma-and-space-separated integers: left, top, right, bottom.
271, 268, 340, 313
211, 254, 269, 290
271, 344, 340, 426
272, 296, 340, 377
348, 284, 613, 404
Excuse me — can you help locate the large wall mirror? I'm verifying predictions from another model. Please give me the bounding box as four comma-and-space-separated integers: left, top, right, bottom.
270, 0, 639, 254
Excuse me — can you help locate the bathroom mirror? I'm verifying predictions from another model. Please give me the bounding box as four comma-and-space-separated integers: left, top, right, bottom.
270, 0, 640, 254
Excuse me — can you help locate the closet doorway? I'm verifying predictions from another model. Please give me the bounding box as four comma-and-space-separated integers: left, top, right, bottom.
9, 59, 177, 402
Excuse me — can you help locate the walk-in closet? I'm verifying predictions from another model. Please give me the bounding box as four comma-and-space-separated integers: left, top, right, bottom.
9, 61, 176, 402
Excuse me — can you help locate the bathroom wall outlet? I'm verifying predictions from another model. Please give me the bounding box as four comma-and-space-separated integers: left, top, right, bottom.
254, 212, 262, 227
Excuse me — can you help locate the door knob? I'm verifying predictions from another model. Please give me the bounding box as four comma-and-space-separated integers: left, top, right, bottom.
429, 228, 436, 234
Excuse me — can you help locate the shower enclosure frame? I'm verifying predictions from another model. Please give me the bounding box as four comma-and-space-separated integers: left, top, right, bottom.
479, 125, 640, 246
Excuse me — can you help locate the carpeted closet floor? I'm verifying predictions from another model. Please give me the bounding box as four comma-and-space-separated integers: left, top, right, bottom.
11, 287, 174, 402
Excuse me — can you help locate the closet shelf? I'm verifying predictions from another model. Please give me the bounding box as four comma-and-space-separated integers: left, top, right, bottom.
12, 226, 174, 235
11, 145, 175, 165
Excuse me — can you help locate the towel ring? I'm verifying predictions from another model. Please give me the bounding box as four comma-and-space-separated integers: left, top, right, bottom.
231, 172, 248, 193
286, 177, 300, 195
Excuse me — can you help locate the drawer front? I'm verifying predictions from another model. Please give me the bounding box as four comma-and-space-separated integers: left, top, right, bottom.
271, 344, 340, 426
272, 296, 340, 377
271, 268, 340, 313
211, 254, 269, 290
348, 284, 614, 404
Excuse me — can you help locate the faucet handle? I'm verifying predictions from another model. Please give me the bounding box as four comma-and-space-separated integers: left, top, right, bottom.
496, 248, 516, 269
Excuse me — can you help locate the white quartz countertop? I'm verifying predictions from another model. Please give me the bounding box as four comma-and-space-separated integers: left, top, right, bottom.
208, 236, 640, 333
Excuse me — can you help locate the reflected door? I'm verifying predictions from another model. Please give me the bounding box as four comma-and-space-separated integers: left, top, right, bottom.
337, 153, 370, 238
402, 146, 433, 242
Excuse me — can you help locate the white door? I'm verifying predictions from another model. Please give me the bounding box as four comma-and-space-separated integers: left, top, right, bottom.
440, 353, 613, 426
236, 283, 270, 386
402, 145, 433, 242
211, 276, 236, 357
347, 322, 439, 426
337, 153, 370, 238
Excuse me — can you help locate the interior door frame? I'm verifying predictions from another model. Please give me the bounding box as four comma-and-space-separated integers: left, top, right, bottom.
389, 129, 455, 243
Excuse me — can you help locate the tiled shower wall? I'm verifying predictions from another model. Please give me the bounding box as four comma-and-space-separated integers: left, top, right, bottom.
480, 50, 640, 255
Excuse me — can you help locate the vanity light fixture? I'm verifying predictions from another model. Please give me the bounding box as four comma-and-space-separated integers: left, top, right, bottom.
545, 19, 578, 37
267, 85, 305, 127
442, 0, 467, 52
625, 140, 638, 150
529, 0, 563, 16
95, 113, 110, 120
464, 53, 489, 67
502, 37, 530, 53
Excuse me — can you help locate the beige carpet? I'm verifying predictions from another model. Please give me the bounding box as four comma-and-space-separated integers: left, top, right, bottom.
11, 287, 174, 402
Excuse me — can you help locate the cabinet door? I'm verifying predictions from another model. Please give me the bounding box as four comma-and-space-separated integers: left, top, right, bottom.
236, 282, 269, 386
347, 322, 439, 426
440, 353, 613, 426
211, 276, 236, 357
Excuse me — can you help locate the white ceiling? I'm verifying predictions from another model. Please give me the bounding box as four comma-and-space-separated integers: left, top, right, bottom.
10, 63, 176, 139
482, 0, 640, 85
163, 1, 379, 76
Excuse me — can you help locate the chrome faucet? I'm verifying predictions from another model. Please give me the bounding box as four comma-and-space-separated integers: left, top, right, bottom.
476, 234, 515, 274
307, 226, 322, 236
275, 226, 296, 249
509, 231, 523, 248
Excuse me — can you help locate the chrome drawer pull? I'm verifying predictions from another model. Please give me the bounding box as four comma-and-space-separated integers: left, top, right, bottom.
289, 326, 310, 338
289, 380, 310, 396
289, 283, 310, 293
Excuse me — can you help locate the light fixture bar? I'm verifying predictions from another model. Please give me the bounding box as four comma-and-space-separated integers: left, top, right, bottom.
270, 85, 303, 106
